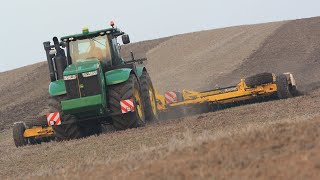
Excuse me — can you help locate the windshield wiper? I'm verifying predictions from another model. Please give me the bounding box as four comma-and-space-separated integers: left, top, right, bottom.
91, 38, 106, 47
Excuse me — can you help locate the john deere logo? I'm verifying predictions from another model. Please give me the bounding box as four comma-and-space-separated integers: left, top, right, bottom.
79, 84, 84, 88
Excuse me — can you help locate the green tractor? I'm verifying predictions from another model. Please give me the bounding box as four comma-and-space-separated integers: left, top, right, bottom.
40, 23, 158, 141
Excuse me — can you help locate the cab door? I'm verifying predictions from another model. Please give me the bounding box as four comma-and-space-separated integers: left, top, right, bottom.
110, 38, 122, 66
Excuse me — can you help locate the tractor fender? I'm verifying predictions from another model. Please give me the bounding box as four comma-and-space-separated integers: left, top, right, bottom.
136, 66, 146, 78
105, 68, 137, 86
49, 80, 66, 96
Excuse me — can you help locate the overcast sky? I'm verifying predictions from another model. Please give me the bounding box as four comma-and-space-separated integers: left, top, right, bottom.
0, 0, 319, 72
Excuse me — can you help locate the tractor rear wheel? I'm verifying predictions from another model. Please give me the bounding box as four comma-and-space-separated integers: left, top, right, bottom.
48, 96, 84, 141
140, 71, 159, 122
108, 74, 145, 130
13, 122, 28, 147
276, 74, 292, 99
245, 73, 273, 87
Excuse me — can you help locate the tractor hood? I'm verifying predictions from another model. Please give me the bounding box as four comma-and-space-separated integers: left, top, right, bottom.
64, 59, 100, 76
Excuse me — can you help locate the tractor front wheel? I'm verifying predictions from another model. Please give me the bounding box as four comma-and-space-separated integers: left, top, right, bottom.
53, 116, 84, 141
49, 96, 84, 141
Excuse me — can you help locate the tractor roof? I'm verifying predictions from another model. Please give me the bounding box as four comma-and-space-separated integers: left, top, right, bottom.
61, 27, 123, 41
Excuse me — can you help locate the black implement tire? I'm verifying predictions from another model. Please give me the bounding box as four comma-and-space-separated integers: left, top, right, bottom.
276, 74, 292, 99
245, 73, 273, 87
29, 137, 41, 145
108, 74, 145, 130
13, 122, 28, 147
140, 71, 159, 122
49, 96, 84, 141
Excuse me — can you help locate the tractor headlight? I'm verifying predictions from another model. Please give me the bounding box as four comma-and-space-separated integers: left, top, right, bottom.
82, 70, 98, 77
64, 75, 77, 80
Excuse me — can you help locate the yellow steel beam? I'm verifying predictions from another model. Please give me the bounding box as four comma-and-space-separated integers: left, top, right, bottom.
23, 126, 54, 138
168, 81, 277, 107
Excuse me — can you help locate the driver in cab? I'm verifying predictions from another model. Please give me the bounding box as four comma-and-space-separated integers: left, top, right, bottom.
88, 40, 103, 61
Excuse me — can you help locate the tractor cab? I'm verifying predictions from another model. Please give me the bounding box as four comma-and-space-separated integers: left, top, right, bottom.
43, 23, 130, 82
62, 27, 131, 69
69, 33, 111, 65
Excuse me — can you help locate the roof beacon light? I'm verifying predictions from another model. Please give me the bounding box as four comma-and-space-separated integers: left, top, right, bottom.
82, 27, 89, 35
110, 21, 115, 28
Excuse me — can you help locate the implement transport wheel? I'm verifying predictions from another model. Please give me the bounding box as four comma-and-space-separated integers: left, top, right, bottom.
276, 74, 292, 99
49, 96, 85, 141
13, 122, 28, 147
245, 72, 273, 87
28, 137, 42, 145
140, 71, 159, 122
108, 74, 145, 130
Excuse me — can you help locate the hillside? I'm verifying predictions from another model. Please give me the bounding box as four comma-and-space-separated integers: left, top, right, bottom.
146, 21, 285, 92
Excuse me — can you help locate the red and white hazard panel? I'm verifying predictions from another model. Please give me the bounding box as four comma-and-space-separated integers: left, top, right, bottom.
120, 99, 135, 114
46, 112, 61, 126
165, 91, 178, 104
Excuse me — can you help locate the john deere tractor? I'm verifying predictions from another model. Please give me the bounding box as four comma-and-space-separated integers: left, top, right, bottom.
13, 23, 158, 143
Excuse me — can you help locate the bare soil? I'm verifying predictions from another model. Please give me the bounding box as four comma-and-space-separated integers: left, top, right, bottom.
1, 17, 320, 179
146, 21, 285, 93
217, 17, 320, 92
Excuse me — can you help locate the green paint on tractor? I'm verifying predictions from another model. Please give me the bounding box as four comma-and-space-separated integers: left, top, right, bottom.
61, 27, 119, 41
105, 66, 146, 85
61, 94, 104, 115
64, 59, 100, 76
105, 68, 132, 85
48, 80, 66, 96
136, 66, 146, 77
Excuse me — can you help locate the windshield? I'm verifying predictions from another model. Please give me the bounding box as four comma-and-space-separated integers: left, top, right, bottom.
69, 35, 111, 63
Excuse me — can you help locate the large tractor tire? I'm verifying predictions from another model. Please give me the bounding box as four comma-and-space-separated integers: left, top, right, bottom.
108, 74, 145, 130
13, 122, 28, 147
140, 71, 159, 122
81, 120, 102, 137
48, 96, 84, 141
276, 74, 292, 99
245, 73, 273, 87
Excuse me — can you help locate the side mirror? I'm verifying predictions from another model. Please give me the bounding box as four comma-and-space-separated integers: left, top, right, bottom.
122, 34, 130, 44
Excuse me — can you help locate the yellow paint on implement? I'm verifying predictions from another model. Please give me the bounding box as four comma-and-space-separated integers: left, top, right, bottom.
156, 79, 278, 112
23, 126, 54, 138
155, 88, 167, 112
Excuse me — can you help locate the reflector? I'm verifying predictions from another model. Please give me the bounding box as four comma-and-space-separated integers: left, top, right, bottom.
110, 21, 115, 28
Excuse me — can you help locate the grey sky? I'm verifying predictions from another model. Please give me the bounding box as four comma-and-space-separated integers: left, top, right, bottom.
0, 0, 319, 72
